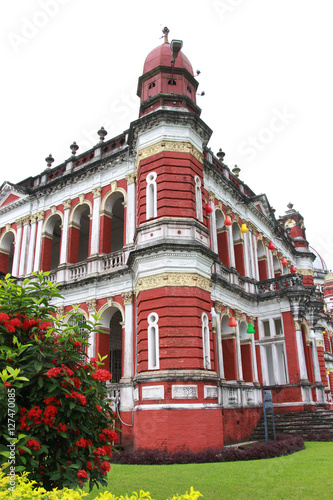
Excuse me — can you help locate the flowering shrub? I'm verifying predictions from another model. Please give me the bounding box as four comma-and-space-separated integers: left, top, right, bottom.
113, 435, 305, 465
0, 273, 118, 491
0, 468, 202, 500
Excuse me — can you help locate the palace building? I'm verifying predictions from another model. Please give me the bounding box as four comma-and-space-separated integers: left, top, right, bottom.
1, 28, 333, 451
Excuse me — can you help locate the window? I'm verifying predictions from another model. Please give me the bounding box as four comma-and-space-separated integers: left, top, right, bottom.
194, 176, 203, 221
146, 172, 157, 220
68, 313, 88, 361
148, 82, 156, 89
168, 79, 176, 85
148, 313, 159, 370
202, 313, 211, 369
260, 317, 288, 385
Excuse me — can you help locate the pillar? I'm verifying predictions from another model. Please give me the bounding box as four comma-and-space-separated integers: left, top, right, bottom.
90, 188, 102, 256
33, 211, 45, 272
19, 216, 31, 276
59, 199, 71, 265
12, 219, 23, 277
294, 321, 308, 381
26, 214, 37, 275
126, 173, 136, 245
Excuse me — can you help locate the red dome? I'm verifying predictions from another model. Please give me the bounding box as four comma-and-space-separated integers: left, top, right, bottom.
143, 42, 194, 76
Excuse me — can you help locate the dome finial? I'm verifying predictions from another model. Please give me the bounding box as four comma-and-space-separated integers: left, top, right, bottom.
162, 26, 170, 43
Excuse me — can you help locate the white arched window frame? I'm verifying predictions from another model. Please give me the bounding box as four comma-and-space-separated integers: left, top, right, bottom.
148, 312, 159, 370
194, 175, 203, 222
202, 312, 211, 369
146, 172, 157, 220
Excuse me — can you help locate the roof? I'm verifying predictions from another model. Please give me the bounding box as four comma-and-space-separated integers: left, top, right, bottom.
143, 41, 194, 75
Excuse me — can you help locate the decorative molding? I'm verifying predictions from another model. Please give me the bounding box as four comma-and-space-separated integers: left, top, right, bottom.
204, 385, 218, 399
172, 385, 198, 399
87, 299, 97, 312
63, 199, 72, 210
110, 180, 117, 192
214, 301, 223, 314
208, 190, 215, 202
127, 172, 137, 184
79, 193, 85, 203
294, 321, 301, 331
56, 306, 65, 316
234, 309, 243, 321
122, 292, 134, 305
142, 385, 164, 400
30, 214, 38, 224
135, 272, 211, 294
136, 140, 203, 169
37, 211, 45, 221
297, 269, 314, 277
316, 339, 324, 348
92, 187, 102, 198
22, 216, 30, 226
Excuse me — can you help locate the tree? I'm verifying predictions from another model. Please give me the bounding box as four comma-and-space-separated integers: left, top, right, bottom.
0, 272, 118, 491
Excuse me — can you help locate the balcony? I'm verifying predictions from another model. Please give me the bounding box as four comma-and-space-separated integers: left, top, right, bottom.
48, 249, 128, 285
212, 261, 309, 301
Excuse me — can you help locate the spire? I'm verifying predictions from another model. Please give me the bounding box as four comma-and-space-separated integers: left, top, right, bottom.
162, 26, 170, 43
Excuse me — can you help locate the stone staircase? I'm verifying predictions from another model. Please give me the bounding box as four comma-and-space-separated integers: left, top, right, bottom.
250, 409, 333, 441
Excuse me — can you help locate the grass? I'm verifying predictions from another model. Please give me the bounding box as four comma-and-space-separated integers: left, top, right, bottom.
85, 442, 333, 500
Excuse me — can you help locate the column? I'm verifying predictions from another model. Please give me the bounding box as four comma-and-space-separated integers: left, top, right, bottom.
33, 211, 45, 272
19, 216, 31, 276
26, 214, 37, 274
227, 225, 235, 268
126, 173, 136, 245
122, 292, 134, 381
90, 188, 102, 256
294, 321, 308, 381
209, 192, 218, 254
252, 234, 259, 280
234, 310, 243, 382
249, 316, 259, 383
271, 343, 281, 384
12, 219, 23, 277
310, 331, 322, 383
214, 302, 225, 380
87, 299, 97, 359
243, 226, 251, 278
59, 199, 71, 265
260, 345, 269, 385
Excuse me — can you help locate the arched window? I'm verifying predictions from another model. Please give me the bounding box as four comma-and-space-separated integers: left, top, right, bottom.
194, 176, 203, 222
148, 312, 159, 370
216, 211, 230, 266
68, 204, 91, 263
202, 313, 211, 369
257, 240, 268, 280
68, 312, 88, 362
40, 214, 62, 272
221, 315, 237, 381
110, 310, 123, 383
0, 231, 15, 275
146, 172, 157, 220
232, 223, 245, 276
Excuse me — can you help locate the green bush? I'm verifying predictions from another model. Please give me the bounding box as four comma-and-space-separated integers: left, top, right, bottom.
0, 273, 118, 491
0, 468, 202, 499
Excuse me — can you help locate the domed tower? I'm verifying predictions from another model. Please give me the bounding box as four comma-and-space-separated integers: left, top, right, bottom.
137, 27, 201, 118
127, 29, 222, 452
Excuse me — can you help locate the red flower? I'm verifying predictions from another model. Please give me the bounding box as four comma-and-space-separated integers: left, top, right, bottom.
39, 321, 53, 330
4, 382, 11, 388
9, 318, 22, 328
43, 396, 60, 406
90, 357, 98, 369
0, 313, 10, 321
27, 406, 43, 424
27, 439, 41, 450
73, 341, 82, 348
65, 391, 87, 406
99, 433, 107, 442
3, 321, 16, 332
56, 422, 67, 433
71, 377, 82, 389
77, 470, 88, 479
46, 367, 62, 378
103, 429, 118, 442
96, 405, 102, 412
100, 460, 111, 473
86, 461, 93, 470
76, 437, 93, 448
91, 369, 112, 381
102, 445, 112, 458
43, 405, 58, 427
93, 447, 107, 456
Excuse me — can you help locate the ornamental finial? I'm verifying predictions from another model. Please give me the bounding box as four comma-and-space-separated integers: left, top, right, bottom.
162, 27, 170, 43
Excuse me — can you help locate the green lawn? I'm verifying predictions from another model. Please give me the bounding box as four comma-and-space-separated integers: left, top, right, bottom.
85, 442, 333, 500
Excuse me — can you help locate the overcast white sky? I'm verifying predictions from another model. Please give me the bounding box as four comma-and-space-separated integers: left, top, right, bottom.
1, 0, 332, 269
